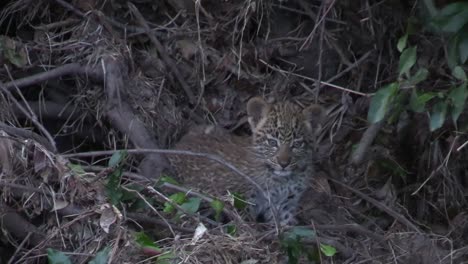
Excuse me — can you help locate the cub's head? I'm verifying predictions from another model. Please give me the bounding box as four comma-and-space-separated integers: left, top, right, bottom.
246, 97, 325, 177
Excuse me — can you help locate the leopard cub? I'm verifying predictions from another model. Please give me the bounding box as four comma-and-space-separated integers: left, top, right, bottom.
168, 97, 324, 225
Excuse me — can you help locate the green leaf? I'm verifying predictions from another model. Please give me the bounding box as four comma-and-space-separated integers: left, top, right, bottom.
47, 248, 72, 264
155, 252, 176, 264
397, 34, 408, 52
367, 83, 400, 123
108, 150, 127, 167
429, 100, 448, 131
226, 225, 237, 235
89, 247, 111, 264
135, 232, 164, 257
163, 192, 186, 213
285, 227, 316, 240
408, 68, 429, 85
460, 32, 468, 63
320, 244, 337, 257
135, 232, 158, 247
159, 176, 180, 185
410, 91, 435, 113
448, 83, 468, 123
399, 46, 417, 77
210, 199, 224, 221
67, 163, 86, 176
231, 192, 247, 210
433, 3, 468, 33
452, 66, 467, 81
106, 168, 123, 205
180, 197, 201, 214
448, 34, 461, 69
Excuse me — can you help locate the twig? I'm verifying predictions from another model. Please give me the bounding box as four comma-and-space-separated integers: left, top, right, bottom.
53, 0, 146, 34
145, 186, 220, 226
102, 57, 170, 177
126, 212, 194, 233
326, 175, 422, 233
127, 2, 196, 104
0, 122, 54, 152
298, 224, 386, 244
82, 165, 241, 221
161, 182, 241, 221
62, 148, 265, 194
325, 51, 372, 85
7, 232, 32, 264
3, 63, 101, 91
259, 59, 372, 97
412, 136, 457, 196
0, 80, 57, 153
0, 181, 49, 196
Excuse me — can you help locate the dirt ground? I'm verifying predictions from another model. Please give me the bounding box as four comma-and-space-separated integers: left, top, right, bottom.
0, 0, 467, 263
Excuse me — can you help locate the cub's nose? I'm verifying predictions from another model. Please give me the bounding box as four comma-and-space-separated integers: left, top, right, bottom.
276, 145, 291, 168
278, 158, 290, 168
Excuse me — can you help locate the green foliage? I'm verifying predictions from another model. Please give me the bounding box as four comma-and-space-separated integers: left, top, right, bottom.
158, 175, 180, 185
135, 232, 175, 263
67, 163, 86, 176
367, 2, 468, 132
430, 100, 448, 131
279, 227, 337, 263
108, 150, 127, 167
226, 224, 237, 235
410, 91, 435, 113
47, 248, 72, 264
163, 192, 187, 213
398, 46, 417, 77
231, 192, 248, 210
320, 244, 337, 257
448, 83, 468, 124
88, 247, 111, 264
106, 151, 127, 205
163, 192, 201, 219
453, 66, 467, 81
210, 199, 225, 221
179, 197, 201, 215
367, 83, 399, 123
425, 1, 468, 67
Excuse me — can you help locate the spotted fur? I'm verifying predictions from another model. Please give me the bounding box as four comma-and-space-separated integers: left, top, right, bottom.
169, 97, 324, 225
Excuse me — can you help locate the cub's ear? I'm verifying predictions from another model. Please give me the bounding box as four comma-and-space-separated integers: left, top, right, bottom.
247, 96, 270, 130
302, 104, 325, 132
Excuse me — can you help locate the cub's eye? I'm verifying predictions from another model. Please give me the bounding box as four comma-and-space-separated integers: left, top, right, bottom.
292, 140, 304, 148
267, 139, 277, 147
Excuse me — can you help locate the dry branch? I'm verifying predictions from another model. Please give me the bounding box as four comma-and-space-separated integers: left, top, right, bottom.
102, 57, 170, 178
128, 2, 196, 104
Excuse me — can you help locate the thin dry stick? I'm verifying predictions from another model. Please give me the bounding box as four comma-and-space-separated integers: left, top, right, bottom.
327, 176, 422, 233
412, 136, 457, 196
62, 148, 265, 194
0, 80, 57, 152
121, 186, 176, 237
325, 51, 372, 85
3, 63, 100, 91
107, 225, 122, 264
259, 59, 372, 97
127, 2, 196, 104
145, 186, 220, 226
7, 233, 32, 264
82, 165, 241, 221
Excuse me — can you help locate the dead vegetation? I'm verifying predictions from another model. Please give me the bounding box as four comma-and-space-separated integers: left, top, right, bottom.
0, 0, 467, 263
